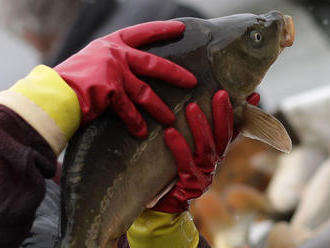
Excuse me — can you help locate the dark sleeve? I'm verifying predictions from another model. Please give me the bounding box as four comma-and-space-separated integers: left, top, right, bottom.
117, 234, 211, 248
0, 105, 57, 248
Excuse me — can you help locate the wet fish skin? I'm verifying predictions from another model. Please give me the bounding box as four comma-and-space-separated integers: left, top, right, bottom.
59, 11, 293, 248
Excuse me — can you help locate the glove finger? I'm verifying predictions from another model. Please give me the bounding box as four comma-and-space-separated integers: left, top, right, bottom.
172, 186, 204, 201
118, 21, 185, 48
164, 128, 196, 176
233, 92, 260, 138
125, 73, 175, 125
111, 92, 148, 139
176, 173, 212, 197
247, 92, 260, 106
127, 51, 197, 88
185, 103, 217, 173
212, 90, 233, 156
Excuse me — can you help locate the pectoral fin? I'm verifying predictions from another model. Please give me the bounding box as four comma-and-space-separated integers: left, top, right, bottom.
238, 104, 292, 153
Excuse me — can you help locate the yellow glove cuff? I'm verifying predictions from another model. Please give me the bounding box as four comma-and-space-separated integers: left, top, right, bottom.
0, 65, 81, 155
127, 210, 199, 248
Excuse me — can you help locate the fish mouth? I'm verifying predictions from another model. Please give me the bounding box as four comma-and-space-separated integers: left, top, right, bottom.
280, 15, 295, 48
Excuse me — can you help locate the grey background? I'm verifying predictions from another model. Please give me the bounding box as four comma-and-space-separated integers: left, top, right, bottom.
0, 30, 39, 89
0, 0, 329, 112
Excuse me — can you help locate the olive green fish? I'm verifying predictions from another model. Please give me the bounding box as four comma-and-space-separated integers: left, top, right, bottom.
59, 10, 295, 248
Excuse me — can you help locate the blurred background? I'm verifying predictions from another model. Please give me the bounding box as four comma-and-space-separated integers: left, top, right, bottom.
2, 0, 330, 112
1, 0, 330, 247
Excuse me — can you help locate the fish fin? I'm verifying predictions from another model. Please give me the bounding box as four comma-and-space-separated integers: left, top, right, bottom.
238, 104, 292, 153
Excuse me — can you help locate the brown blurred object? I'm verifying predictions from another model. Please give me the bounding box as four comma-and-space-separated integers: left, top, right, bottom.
191, 191, 232, 246
191, 184, 273, 247
191, 137, 281, 247
213, 137, 280, 193
224, 184, 273, 215
267, 222, 297, 248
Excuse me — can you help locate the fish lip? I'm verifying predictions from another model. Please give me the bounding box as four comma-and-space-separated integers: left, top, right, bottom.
280, 15, 295, 48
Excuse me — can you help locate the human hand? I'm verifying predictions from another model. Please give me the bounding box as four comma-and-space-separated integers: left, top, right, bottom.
54, 21, 197, 139
152, 91, 260, 213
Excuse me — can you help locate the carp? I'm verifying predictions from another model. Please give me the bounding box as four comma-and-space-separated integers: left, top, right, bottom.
59, 10, 295, 247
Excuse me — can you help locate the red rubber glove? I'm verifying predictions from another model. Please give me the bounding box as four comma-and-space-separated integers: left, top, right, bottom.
54, 21, 197, 139
152, 91, 260, 213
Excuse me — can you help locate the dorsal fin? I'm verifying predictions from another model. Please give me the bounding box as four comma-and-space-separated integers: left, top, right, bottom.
238, 104, 292, 153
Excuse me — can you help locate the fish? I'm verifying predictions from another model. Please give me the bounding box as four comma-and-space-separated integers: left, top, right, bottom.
58, 10, 295, 248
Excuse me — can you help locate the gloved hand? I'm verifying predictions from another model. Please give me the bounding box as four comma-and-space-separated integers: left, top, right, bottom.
127, 91, 260, 248
54, 21, 197, 139
152, 91, 260, 213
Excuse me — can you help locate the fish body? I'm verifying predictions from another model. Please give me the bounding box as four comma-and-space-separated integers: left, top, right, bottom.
59, 11, 294, 247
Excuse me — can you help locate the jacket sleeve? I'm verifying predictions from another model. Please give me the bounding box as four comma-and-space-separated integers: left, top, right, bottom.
126, 209, 201, 248
0, 65, 81, 156
0, 105, 57, 247
0, 65, 81, 247
117, 209, 211, 248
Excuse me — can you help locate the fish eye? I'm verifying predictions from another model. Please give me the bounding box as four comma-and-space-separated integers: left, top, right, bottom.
249, 30, 263, 48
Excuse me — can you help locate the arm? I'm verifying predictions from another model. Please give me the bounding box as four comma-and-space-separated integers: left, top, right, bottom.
0, 65, 80, 247
0, 105, 57, 248
0, 21, 196, 247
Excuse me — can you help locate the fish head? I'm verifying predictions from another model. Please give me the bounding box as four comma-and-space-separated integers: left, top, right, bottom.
208, 10, 295, 104
207, 11, 294, 153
